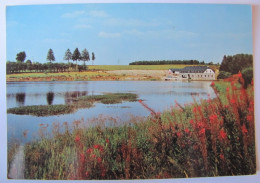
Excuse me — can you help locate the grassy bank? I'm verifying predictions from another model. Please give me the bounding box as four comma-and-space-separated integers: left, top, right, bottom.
8, 73, 255, 179
7, 93, 138, 116
6, 65, 219, 82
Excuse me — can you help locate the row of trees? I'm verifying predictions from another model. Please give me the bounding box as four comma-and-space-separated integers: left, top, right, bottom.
6, 61, 87, 74
46, 48, 95, 66
129, 60, 215, 65
14, 48, 96, 65
7, 48, 96, 73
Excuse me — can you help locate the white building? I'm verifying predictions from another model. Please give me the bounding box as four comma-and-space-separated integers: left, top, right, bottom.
168, 66, 215, 80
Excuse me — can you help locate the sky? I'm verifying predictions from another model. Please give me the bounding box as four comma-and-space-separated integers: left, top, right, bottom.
6, 3, 253, 65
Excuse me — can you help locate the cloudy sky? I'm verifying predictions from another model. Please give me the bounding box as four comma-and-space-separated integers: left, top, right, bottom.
6, 3, 252, 64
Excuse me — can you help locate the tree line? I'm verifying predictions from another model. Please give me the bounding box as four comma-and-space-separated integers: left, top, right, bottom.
6, 61, 88, 74
129, 60, 214, 65
217, 53, 253, 87
7, 48, 96, 74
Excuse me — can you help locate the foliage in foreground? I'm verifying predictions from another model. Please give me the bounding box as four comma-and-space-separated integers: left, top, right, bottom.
7, 93, 137, 116
12, 73, 255, 179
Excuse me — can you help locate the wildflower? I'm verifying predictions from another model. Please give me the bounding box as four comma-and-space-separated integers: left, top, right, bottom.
101, 171, 106, 177
238, 72, 242, 78
85, 171, 89, 177
86, 148, 93, 154
197, 122, 204, 128
75, 135, 80, 142
97, 157, 102, 163
219, 153, 225, 160
242, 124, 248, 135
230, 98, 236, 104
80, 153, 85, 163
105, 138, 109, 144
247, 115, 253, 121
93, 144, 100, 149
184, 128, 190, 134
199, 128, 205, 136
193, 107, 197, 113
91, 154, 96, 159
99, 146, 104, 152
177, 132, 182, 137
219, 129, 227, 140
251, 79, 254, 86
189, 119, 194, 125
226, 87, 230, 92
210, 82, 215, 87
209, 114, 218, 122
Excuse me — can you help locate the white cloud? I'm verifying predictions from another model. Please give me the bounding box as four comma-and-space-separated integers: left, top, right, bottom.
73, 24, 92, 30
124, 29, 198, 39
98, 32, 121, 38
105, 18, 160, 27
124, 29, 144, 36
62, 10, 85, 18
89, 10, 108, 17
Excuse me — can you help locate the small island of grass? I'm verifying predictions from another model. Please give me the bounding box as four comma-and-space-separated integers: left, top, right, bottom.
7, 93, 138, 116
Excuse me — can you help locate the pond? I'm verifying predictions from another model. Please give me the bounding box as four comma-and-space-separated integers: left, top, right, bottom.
7, 81, 215, 143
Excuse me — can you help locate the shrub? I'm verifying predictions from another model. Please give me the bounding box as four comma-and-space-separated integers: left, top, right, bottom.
217, 71, 231, 79
242, 67, 253, 88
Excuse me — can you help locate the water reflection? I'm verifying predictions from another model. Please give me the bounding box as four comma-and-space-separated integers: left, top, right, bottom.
64, 91, 88, 104
16, 93, 26, 106
46, 92, 54, 105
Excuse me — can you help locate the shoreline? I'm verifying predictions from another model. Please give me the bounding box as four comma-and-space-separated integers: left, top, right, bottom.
6, 70, 216, 82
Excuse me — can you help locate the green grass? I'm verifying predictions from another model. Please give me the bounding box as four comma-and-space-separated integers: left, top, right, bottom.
7, 93, 138, 116
7, 104, 75, 116
88, 65, 190, 70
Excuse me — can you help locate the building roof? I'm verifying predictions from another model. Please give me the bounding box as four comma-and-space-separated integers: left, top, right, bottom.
170, 66, 213, 73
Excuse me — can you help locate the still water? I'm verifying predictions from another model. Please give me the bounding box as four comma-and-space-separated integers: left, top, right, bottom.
7, 81, 215, 143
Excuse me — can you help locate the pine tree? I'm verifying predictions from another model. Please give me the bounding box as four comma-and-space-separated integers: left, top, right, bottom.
81, 49, 90, 66
92, 52, 95, 65
46, 49, 55, 63
64, 49, 72, 64
72, 48, 81, 70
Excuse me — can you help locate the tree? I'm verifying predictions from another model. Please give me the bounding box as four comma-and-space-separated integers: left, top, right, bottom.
16, 51, 26, 62
47, 49, 55, 63
92, 52, 95, 65
219, 54, 253, 74
64, 49, 72, 64
81, 49, 90, 66
72, 48, 81, 70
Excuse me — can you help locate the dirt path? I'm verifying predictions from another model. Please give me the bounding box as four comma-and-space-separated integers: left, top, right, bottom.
8, 145, 25, 179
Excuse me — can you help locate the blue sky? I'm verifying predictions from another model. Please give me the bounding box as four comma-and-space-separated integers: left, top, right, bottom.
6, 3, 252, 65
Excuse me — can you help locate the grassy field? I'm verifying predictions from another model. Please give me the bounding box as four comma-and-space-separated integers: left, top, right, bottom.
8, 73, 255, 179
88, 64, 191, 70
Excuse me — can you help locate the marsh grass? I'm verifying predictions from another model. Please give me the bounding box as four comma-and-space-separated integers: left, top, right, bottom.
7, 93, 138, 116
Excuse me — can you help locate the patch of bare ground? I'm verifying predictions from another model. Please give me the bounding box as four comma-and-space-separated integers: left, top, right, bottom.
106, 70, 167, 80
